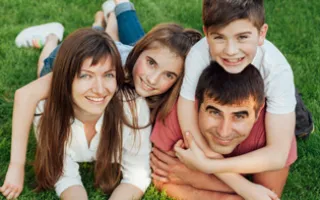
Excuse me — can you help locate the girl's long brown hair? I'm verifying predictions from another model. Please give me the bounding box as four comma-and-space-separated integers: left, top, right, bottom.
124, 23, 202, 123
34, 28, 138, 193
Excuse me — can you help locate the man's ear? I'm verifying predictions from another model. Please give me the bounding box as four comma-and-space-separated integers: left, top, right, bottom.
258, 24, 268, 46
255, 101, 266, 120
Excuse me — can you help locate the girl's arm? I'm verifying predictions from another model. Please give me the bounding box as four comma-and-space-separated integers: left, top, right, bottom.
0, 74, 52, 199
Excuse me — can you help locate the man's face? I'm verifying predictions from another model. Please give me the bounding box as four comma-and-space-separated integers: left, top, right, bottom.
198, 94, 258, 155
204, 19, 268, 74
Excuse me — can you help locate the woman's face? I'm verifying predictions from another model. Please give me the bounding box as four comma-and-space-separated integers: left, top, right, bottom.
72, 56, 117, 119
132, 45, 183, 97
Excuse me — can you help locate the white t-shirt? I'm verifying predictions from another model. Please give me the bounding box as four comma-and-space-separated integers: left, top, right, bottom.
33, 96, 151, 196
180, 37, 296, 114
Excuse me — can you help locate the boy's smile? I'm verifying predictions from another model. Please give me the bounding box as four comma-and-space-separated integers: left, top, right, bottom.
204, 19, 268, 74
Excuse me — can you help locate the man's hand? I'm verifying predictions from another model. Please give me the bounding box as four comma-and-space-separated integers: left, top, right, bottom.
0, 162, 24, 199
150, 147, 194, 185
175, 132, 222, 174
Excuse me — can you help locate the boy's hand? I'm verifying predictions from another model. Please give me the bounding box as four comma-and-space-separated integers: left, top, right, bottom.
174, 132, 222, 173
0, 162, 24, 199
240, 183, 279, 200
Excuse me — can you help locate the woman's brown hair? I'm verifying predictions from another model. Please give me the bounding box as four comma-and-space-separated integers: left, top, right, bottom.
34, 28, 137, 193
125, 23, 202, 123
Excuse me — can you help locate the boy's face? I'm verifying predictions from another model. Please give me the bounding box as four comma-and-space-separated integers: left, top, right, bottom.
204, 19, 268, 74
198, 94, 259, 155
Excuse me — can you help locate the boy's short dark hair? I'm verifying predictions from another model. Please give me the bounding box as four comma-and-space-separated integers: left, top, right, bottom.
202, 0, 265, 31
196, 61, 265, 116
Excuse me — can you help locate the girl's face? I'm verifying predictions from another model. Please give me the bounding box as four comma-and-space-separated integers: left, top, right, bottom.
132, 45, 183, 97
72, 56, 117, 120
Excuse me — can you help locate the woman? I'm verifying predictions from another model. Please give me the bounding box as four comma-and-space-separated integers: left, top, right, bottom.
1, 28, 151, 199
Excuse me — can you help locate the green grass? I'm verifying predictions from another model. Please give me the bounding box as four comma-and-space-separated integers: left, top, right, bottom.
0, 0, 319, 199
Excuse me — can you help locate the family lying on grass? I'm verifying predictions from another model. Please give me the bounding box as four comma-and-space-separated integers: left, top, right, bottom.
0, 0, 313, 199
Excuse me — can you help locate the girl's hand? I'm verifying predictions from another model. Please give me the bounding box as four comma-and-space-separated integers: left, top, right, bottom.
0, 162, 24, 199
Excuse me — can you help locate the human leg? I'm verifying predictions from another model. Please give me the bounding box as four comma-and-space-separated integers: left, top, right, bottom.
102, 0, 145, 46
14, 22, 64, 77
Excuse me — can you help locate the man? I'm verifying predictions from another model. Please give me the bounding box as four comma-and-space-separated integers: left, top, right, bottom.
151, 62, 297, 200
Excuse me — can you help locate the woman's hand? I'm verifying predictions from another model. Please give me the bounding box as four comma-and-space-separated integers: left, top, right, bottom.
0, 162, 24, 199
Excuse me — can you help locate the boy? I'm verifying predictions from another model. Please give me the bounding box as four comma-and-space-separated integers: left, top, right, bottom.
151, 62, 297, 199
178, 0, 296, 174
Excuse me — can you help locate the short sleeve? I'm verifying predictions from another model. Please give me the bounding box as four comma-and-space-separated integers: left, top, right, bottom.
265, 66, 296, 114
180, 39, 210, 101
151, 102, 183, 151
121, 97, 152, 192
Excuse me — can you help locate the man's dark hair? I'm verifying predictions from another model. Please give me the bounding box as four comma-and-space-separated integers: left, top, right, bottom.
202, 0, 265, 31
196, 61, 265, 115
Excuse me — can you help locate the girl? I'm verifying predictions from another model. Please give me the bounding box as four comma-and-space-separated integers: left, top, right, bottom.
1, 28, 151, 199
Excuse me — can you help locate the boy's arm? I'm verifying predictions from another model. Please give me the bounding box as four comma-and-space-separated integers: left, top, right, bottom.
0, 74, 52, 199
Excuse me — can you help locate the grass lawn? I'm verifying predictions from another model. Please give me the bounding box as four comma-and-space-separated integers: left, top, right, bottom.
0, 0, 320, 199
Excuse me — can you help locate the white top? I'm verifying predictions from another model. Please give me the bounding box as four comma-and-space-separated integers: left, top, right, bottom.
33, 96, 152, 196
180, 37, 296, 114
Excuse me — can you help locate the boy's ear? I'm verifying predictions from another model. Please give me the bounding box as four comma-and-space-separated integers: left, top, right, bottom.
203, 26, 208, 37
258, 24, 268, 46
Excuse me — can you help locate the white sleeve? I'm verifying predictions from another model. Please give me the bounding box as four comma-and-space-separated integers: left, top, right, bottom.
180, 46, 210, 101
265, 66, 296, 114
120, 97, 152, 192
54, 154, 83, 197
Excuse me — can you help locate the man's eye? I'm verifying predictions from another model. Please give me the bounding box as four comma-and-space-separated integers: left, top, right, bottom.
209, 110, 220, 116
235, 114, 245, 120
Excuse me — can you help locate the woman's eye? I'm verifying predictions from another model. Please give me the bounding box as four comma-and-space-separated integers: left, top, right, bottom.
79, 74, 90, 79
105, 73, 115, 78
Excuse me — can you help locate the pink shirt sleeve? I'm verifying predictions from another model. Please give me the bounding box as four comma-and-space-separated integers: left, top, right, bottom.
150, 102, 183, 151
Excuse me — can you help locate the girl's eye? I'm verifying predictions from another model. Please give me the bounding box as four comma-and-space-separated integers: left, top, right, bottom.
147, 59, 156, 66
165, 73, 174, 80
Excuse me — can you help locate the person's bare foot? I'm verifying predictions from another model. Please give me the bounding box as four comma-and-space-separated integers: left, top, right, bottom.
92, 11, 106, 28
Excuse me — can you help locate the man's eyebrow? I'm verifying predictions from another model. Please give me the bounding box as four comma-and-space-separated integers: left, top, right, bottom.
205, 105, 221, 112
233, 110, 249, 116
